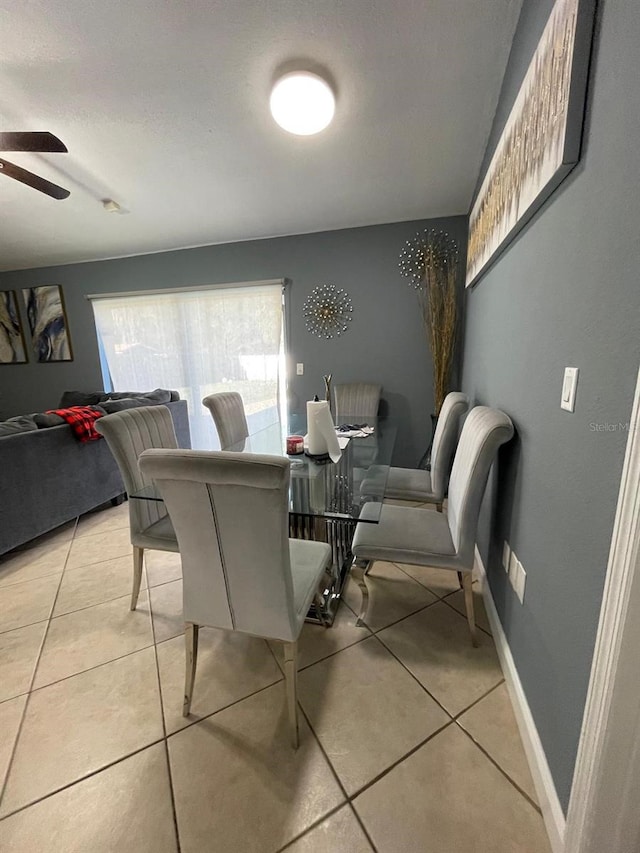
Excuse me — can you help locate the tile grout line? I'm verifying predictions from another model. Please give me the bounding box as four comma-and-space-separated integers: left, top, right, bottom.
26, 636, 157, 694
0, 510, 171, 823
166, 677, 286, 740
354, 569, 492, 642
439, 593, 493, 638
346, 801, 379, 853
373, 625, 505, 742
0, 616, 50, 638
364, 596, 441, 635
273, 802, 348, 853
145, 560, 183, 853
47, 584, 152, 621
347, 720, 455, 803
389, 559, 493, 639
264, 645, 359, 853
369, 632, 455, 721
0, 736, 167, 822
0, 519, 78, 811
452, 678, 505, 720
292, 705, 352, 831
454, 720, 543, 814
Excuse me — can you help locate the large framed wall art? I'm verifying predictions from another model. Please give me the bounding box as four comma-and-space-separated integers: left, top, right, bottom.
466, 0, 596, 288
0, 290, 28, 364
22, 285, 74, 362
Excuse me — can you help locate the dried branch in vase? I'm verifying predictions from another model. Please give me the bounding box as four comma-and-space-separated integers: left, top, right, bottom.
399, 230, 459, 414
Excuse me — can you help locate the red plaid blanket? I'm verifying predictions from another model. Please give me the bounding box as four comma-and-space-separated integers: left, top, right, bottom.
46, 406, 105, 442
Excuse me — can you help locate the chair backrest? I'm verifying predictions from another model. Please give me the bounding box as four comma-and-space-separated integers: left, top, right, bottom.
430, 392, 469, 500
334, 382, 382, 421
446, 406, 514, 564
138, 449, 298, 642
202, 392, 249, 450
95, 405, 177, 535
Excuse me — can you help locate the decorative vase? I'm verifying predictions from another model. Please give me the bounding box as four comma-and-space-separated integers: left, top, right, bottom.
418, 413, 438, 470
323, 374, 333, 416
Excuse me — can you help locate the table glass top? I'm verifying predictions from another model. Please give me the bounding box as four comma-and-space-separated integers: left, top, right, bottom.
130, 414, 396, 524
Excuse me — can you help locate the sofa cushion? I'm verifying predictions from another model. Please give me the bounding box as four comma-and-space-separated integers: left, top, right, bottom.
101, 388, 172, 405
0, 415, 39, 436
59, 390, 104, 407
101, 398, 147, 413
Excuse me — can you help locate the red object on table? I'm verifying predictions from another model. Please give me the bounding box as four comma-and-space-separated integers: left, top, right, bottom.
286, 435, 304, 455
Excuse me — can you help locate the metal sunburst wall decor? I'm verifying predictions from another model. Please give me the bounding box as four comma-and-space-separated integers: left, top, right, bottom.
303, 284, 353, 339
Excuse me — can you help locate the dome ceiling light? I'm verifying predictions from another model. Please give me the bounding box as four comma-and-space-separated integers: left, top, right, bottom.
269, 71, 335, 136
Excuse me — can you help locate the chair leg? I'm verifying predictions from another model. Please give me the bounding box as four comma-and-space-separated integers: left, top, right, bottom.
283, 642, 299, 749
351, 557, 370, 627
183, 623, 199, 717
462, 573, 479, 648
457, 571, 464, 589
131, 546, 144, 611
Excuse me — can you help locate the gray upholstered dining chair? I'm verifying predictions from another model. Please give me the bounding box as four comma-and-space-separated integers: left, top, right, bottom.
95, 406, 180, 611
334, 382, 382, 421
351, 406, 514, 646
202, 391, 249, 450
382, 391, 469, 509
138, 448, 332, 749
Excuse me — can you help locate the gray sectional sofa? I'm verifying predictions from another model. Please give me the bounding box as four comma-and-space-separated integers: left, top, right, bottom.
0, 397, 190, 556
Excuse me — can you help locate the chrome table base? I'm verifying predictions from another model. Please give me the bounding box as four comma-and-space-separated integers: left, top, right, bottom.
289, 514, 356, 626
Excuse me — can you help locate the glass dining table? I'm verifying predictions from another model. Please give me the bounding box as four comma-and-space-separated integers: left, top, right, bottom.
130, 414, 396, 625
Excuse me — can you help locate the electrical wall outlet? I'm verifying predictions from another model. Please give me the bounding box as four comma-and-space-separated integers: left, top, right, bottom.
296, 363, 304, 375
506, 547, 526, 604
502, 541, 511, 573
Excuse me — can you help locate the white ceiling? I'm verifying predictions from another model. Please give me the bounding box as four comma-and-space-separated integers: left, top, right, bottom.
0, 0, 522, 271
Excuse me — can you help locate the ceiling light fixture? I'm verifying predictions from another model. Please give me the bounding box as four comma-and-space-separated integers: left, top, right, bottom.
270, 71, 335, 136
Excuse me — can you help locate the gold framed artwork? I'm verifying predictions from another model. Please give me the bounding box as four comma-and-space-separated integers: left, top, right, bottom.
0, 290, 28, 364
466, 0, 596, 288
22, 285, 74, 362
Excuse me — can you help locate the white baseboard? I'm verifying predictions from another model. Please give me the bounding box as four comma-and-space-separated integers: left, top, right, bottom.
475, 546, 566, 853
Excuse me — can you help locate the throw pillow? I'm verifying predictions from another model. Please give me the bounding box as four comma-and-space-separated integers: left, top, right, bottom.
59, 390, 103, 407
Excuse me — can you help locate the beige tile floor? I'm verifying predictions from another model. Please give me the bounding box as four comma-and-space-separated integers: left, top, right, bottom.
0, 500, 552, 852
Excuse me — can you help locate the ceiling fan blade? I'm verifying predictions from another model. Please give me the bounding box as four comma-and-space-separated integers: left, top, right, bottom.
0, 158, 70, 199
0, 132, 68, 153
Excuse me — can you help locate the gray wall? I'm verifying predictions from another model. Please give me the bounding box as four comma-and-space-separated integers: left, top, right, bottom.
0, 216, 467, 466
462, 0, 640, 811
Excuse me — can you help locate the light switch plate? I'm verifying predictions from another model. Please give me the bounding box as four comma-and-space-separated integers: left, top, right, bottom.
561, 367, 579, 412
502, 541, 511, 573
296, 363, 304, 376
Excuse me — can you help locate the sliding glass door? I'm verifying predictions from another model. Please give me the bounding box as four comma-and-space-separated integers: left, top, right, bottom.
91, 281, 285, 449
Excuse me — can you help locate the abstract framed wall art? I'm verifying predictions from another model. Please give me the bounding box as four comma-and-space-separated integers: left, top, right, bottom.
466, 0, 596, 287
22, 285, 74, 362
0, 290, 28, 364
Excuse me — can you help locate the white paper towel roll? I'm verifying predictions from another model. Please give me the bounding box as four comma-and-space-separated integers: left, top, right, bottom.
306, 400, 342, 462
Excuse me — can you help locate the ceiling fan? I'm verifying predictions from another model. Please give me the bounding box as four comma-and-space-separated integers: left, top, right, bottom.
0, 132, 70, 200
